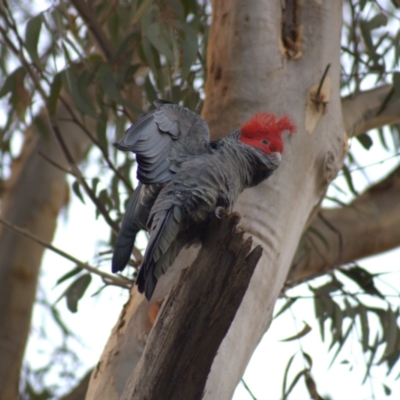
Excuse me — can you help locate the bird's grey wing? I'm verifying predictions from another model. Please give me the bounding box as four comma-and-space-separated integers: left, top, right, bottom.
114, 102, 211, 184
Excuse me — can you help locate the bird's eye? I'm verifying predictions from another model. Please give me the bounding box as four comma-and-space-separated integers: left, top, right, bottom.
262, 139, 269, 145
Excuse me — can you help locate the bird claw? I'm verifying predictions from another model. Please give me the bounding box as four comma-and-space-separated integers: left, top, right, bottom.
215, 206, 229, 219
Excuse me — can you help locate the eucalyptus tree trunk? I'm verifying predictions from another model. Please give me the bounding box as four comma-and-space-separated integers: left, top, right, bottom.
86, 1, 346, 399
202, 2, 344, 396
0, 103, 92, 400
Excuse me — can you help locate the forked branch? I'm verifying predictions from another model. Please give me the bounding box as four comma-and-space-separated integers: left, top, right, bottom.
288, 167, 400, 285
342, 85, 400, 138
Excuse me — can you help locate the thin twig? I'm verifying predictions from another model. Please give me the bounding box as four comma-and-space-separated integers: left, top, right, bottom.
69, 0, 115, 61
38, 151, 71, 174
0, 216, 132, 288
315, 63, 331, 102
38, 149, 143, 263
48, 118, 120, 233
56, 104, 133, 192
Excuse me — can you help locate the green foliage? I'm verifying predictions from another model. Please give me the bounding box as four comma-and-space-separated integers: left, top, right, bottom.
19, 293, 83, 399
282, 352, 325, 400
63, 274, 92, 313
25, 13, 44, 69
0, 0, 209, 268
339, 0, 400, 205
277, 266, 400, 398
341, 1, 399, 93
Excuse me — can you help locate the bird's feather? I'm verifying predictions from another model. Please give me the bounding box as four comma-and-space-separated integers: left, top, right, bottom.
136, 205, 182, 299
114, 102, 210, 184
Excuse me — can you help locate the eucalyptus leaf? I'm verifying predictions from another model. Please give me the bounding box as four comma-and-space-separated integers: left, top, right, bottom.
182, 24, 198, 78
72, 180, 85, 204
342, 163, 359, 196
132, 0, 153, 24
25, 14, 43, 68
274, 297, 298, 319
146, 23, 175, 63
65, 274, 92, 313
55, 266, 82, 286
144, 75, 158, 103
280, 322, 312, 342
356, 133, 373, 150
61, 67, 97, 118
0, 67, 25, 98
359, 306, 369, 353
48, 72, 62, 115
285, 369, 308, 399
282, 354, 295, 400
368, 13, 388, 30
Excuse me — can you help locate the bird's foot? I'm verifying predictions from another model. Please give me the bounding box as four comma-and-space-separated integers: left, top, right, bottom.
215, 206, 229, 219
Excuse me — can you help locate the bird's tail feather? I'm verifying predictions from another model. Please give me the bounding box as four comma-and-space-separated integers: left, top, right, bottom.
112, 225, 140, 273
112, 187, 142, 273
137, 205, 182, 300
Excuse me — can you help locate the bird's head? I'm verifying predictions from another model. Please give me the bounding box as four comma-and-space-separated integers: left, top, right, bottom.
239, 113, 296, 156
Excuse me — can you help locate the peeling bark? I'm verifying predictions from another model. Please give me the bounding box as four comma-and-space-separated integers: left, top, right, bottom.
120, 214, 262, 400
281, 0, 302, 59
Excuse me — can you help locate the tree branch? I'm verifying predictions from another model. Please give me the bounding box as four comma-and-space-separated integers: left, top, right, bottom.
120, 213, 262, 400
49, 118, 121, 234
0, 216, 131, 288
70, 0, 115, 61
342, 85, 400, 138
288, 165, 400, 285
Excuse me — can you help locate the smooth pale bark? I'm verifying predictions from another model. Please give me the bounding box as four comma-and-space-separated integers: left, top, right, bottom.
342, 85, 400, 138
87, 1, 346, 399
203, 1, 345, 397
0, 104, 92, 400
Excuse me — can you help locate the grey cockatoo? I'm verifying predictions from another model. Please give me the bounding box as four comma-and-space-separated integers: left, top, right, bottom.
112, 100, 295, 300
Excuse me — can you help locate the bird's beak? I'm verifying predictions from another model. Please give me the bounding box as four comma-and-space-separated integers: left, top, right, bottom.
273, 152, 282, 163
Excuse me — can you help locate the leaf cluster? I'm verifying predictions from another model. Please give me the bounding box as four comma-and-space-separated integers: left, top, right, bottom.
277, 264, 400, 398
0, 0, 209, 293
340, 0, 400, 196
